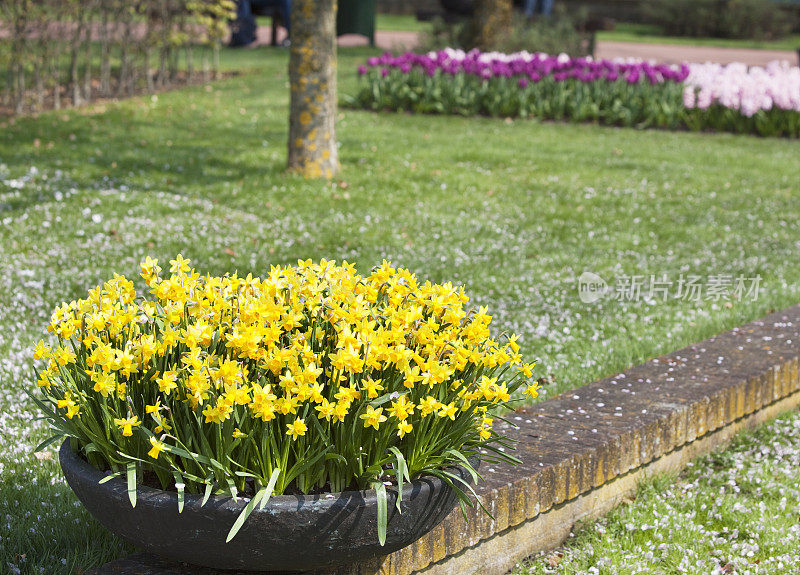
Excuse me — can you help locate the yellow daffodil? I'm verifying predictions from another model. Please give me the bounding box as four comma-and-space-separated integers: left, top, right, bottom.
519, 362, 536, 378
397, 420, 413, 438
35, 255, 533, 508
54, 346, 76, 366
91, 371, 116, 397
362, 376, 384, 399
360, 405, 388, 430
438, 402, 458, 421
148, 437, 165, 459
33, 340, 51, 360
286, 418, 307, 440
524, 382, 540, 399
156, 371, 178, 395
113, 416, 141, 437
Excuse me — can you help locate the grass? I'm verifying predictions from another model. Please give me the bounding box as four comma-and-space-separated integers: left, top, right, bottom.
255, 13, 432, 33
0, 45, 799, 574
597, 22, 800, 51
375, 14, 432, 33
513, 407, 800, 574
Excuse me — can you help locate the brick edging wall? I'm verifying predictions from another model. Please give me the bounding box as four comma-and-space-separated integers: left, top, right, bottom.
354, 305, 800, 575
93, 306, 800, 574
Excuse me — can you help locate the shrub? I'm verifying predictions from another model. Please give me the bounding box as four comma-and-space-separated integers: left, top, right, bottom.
420, 8, 591, 57
720, 0, 796, 40
32, 256, 538, 541
494, 9, 591, 56
642, 0, 795, 40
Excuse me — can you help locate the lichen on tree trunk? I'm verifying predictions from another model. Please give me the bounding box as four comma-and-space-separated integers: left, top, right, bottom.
472, 0, 513, 51
287, 0, 339, 179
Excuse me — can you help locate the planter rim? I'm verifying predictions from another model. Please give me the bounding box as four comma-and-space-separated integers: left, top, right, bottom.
59, 437, 468, 510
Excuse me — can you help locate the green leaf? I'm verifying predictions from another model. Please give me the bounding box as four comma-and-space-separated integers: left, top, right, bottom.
443, 449, 479, 484
126, 462, 137, 508
324, 453, 348, 465
285, 446, 331, 485
33, 433, 64, 453
173, 471, 185, 513
373, 481, 388, 547
234, 471, 259, 479
202, 481, 213, 507
388, 447, 409, 513
98, 471, 122, 485
258, 467, 281, 511
226, 487, 266, 543
226, 477, 238, 501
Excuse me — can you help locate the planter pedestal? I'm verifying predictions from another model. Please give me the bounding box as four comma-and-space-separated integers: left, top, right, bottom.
62, 440, 471, 573
88, 552, 350, 575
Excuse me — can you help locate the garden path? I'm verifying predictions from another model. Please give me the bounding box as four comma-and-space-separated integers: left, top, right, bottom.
323, 28, 800, 67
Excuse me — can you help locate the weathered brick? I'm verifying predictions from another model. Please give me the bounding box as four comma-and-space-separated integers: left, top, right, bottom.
707, 389, 726, 431
734, 382, 746, 419
537, 464, 556, 513
784, 357, 800, 393
771, 366, 782, 403
427, 522, 447, 564
507, 475, 529, 527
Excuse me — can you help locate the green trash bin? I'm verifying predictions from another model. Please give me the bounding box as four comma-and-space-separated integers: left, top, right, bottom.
337, 0, 376, 46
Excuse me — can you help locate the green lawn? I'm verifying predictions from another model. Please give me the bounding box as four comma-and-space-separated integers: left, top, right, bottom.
1, 46, 799, 574
514, 407, 800, 574
257, 13, 431, 33
597, 23, 800, 51
376, 13, 433, 33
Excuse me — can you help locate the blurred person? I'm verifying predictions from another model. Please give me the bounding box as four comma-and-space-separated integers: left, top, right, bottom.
524, 0, 553, 18
230, 0, 291, 47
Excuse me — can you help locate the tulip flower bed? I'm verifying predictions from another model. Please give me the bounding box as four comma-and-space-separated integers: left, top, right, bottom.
353, 49, 800, 138
683, 61, 800, 137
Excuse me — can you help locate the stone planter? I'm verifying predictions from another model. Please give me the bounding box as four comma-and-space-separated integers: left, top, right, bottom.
59, 439, 473, 572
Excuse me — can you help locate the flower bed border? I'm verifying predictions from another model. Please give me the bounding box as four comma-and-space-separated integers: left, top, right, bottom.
90, 304, 800, 574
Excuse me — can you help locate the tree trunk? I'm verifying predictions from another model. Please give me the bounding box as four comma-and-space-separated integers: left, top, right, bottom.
186, 45, 194, 81
212, 42, 220, 81
472, 0, 513, 50
119, 26, 131, 96
15, 61, 26, 115
83, 18, 93, 103
52, 51, 61, 109
287, 0, 339, 179
70, 9, 86, 106
100, 7, 111, 95
34, 60, 44, 112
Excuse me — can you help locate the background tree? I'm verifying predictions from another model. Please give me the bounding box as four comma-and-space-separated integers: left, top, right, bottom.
472, 0, 513, 50
287, 0, 339, 179
0, 0, 233, 114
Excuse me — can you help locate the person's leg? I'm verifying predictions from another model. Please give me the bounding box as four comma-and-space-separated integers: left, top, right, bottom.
279, 0, 291, 36
540, 0, 554, 16
524, 0, 536, 17
230, 0, 257, 47
253, 0, 290, 40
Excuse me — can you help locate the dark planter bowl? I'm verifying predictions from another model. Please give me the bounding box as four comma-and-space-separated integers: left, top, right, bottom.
59, 439, 473, 572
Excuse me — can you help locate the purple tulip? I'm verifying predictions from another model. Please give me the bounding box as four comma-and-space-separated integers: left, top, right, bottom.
358, 49, 693, 89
